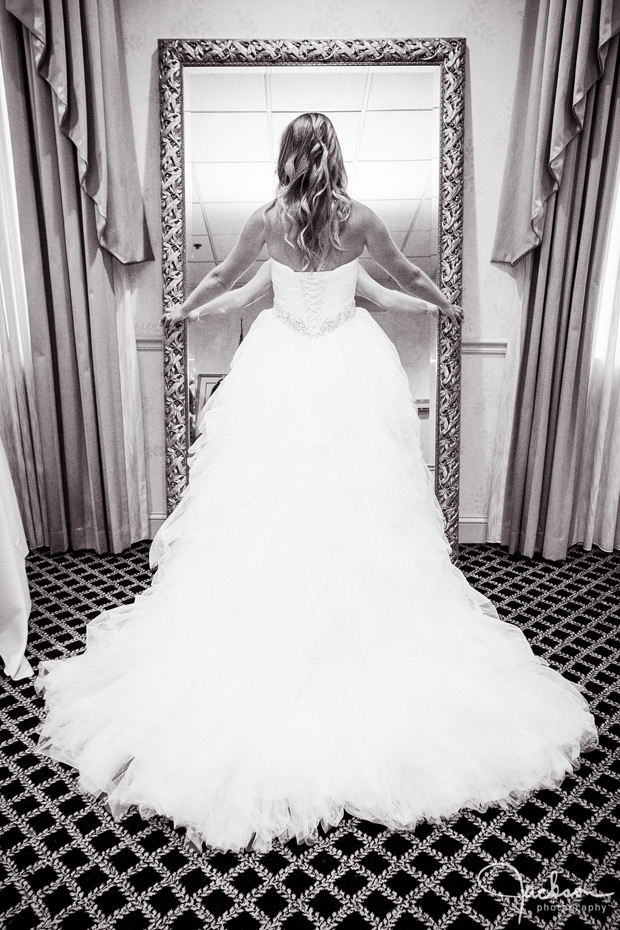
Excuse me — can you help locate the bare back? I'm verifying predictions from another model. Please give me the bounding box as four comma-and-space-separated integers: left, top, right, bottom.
263, 200, 367, 272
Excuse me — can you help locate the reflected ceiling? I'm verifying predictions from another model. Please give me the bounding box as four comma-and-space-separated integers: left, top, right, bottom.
184, 65, 440, 292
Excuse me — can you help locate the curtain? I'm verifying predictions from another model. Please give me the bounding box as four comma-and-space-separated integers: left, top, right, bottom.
488, 0, 620, 560
0, 35, 45, 547
0, 34, 34, 680
0, 0, 153, 554
0, 430, 33, 680
572, 148, 620, 550
485, 255, 531, 541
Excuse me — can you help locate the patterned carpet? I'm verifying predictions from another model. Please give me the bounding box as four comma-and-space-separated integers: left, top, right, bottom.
0, 541, 619, 930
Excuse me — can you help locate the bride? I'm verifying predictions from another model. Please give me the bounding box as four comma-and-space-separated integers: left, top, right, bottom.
35, 113, 598, 854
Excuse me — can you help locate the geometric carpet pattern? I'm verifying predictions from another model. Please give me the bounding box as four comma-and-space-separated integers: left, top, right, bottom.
0, 541, 619, 929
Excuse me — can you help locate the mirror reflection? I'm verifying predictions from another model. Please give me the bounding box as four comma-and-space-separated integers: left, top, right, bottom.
184, 64, 440, 471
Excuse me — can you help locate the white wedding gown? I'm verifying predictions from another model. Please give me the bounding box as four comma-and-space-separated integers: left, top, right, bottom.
35, 257, 598, 853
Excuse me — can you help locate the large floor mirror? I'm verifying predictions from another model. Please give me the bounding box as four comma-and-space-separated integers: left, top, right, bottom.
159, 38, 465, 556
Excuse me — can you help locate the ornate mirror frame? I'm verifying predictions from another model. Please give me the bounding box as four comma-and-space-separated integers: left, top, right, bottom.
159, 37, 465, 556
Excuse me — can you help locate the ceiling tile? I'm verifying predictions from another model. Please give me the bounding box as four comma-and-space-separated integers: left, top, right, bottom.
184, 67, 267, 111
403, 229, 433, 259
193, 162, 276, 202
360, 199, 417, 230
188, 112, 271, 162
198, 202, 268, 234
188, 202, 208, 236
414, 198, 436, 231
349, 161, 429, 201
186, 261, 216, 289
366, 67, 440, 110
359, 111, 436, 161
268, 67, 368, 111
188, 172, 201, 201
187, 235, 214, 263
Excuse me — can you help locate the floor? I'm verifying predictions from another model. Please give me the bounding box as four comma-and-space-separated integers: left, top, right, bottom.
0, 541, 619, 929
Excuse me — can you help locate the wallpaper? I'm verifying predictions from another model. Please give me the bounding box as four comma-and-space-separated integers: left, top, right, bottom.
119, 0, 527, 540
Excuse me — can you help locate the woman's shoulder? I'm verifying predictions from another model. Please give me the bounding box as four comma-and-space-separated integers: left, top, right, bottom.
246, 202, 275, 225
258, 200, 281, 231
347, 199, 382, 233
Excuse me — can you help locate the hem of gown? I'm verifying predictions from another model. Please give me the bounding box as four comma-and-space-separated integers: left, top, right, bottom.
33, 725, 599, 855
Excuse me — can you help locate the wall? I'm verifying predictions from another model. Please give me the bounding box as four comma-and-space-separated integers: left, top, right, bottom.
119, 0, 526, 542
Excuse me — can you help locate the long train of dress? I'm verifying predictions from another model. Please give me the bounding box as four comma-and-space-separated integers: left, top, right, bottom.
34, 257, 598, 853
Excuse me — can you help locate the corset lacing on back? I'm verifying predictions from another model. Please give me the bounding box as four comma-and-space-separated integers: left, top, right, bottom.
271, 257, 358, 338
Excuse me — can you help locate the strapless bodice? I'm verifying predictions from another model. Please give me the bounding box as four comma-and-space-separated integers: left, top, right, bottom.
270, 257, 359, 338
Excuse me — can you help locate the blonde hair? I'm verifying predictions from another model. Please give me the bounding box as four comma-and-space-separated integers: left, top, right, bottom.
267, 113, 351, 271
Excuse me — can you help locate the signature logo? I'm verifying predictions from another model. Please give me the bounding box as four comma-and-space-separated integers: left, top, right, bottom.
477, 863, 614, 923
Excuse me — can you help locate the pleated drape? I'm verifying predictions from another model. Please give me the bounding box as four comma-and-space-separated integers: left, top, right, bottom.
492, 0, 620, 265
488, 0, 620, 560
0, 38, 46, 548
0, 1, 152, 554
572, 146, 620, 551
6, 0, 152, 263
0, 430, 33, 680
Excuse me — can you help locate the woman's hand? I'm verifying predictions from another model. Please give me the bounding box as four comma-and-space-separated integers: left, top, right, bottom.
162, 304, 189, 324
161, 305, 224, 324
439, 303, 464, 324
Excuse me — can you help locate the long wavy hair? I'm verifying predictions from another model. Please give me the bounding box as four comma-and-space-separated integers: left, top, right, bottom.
267, 113, 352, 271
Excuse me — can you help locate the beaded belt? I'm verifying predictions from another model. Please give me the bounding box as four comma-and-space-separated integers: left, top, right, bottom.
273, 300, 357, 338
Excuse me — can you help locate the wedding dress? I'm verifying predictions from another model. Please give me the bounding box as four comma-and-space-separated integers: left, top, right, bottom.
35, 256, 598, 853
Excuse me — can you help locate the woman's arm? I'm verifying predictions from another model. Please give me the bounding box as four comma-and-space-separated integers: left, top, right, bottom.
163, 206, 268, 323
360, 205, 463, 324
355, 264, 438, 313
187, 261, 274, 321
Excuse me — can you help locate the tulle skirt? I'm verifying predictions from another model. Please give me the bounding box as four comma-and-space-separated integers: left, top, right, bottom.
34, 306, 599, 853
